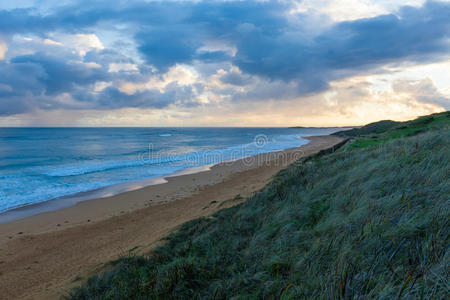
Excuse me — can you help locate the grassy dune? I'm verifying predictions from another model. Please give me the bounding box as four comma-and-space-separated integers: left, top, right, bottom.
68, 112, 449, 299
334, 112, 449, 149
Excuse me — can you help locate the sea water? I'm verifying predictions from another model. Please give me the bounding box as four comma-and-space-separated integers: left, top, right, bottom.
0, 127, 339, 213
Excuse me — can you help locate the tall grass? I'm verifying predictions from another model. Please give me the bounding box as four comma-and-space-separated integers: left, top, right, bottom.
68, 123, 449, 299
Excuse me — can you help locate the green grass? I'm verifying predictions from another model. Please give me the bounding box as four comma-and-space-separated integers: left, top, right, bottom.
336, 111, 450, 149
333, 120, 400, 137
67, 112, 449, 299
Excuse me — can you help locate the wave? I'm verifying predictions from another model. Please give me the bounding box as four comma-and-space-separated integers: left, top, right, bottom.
32, 134, 307, 177
0, 179, 121, 212
0, 132, 310, 213
35, 156, 186, 177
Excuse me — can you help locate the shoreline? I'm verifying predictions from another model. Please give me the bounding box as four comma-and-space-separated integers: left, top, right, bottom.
0, 137, 312, 223
0, 138, 310, 230
0, 135, 343, 300
0, 165, 212, 224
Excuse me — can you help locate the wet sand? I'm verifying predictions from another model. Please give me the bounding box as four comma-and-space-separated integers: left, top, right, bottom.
0, 135, 343, 300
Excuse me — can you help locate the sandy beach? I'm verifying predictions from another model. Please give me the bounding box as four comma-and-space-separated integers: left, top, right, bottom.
0, 135, 342, 300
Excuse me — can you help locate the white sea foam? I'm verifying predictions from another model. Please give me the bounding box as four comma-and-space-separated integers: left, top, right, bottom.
0, 127, 339, 214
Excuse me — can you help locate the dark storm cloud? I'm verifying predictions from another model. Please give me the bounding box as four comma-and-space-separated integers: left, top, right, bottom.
0, 0, 449, 115
315, 3, 450, 69
133, 0, 288, 71
11, 52, 108, 95
69, 83, 198, 111
0, 51, 110, 115
231, 1, 450, 92
0, 60, 46, 115
98, 83, 198, 109
0, 50, 199, 114
219, 70, 253, 87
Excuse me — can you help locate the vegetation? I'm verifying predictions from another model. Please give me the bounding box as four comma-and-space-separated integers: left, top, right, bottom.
333, 120, 400, 137
333, 111, 449, 149
68, 112, 449, 299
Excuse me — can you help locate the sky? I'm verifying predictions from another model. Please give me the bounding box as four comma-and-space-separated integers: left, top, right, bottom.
0, 0, 449, 127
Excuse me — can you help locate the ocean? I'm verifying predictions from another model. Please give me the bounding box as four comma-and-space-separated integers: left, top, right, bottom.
0, 127, 339, 213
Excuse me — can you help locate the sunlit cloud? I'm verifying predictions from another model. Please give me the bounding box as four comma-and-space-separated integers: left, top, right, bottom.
0, 0, 448, 125
108, 63, 138, 73
0, 39, 7, 60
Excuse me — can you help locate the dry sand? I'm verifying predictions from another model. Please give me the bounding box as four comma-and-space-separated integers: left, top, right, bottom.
0, 135, 342, 300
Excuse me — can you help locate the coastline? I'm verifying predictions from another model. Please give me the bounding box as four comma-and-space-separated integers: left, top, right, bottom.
0, 135, 343, 300
0, 135, 312, 223
0, 165, 211, 224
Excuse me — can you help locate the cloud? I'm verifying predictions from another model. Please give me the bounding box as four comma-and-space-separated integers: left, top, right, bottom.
218, 67, 253, 86
0, 0, 449, 119
0, 41, 7, 59
124, 0, 450, 95
108, 63, 138, 73
0, 48, 199, 114
64, 33, 104, 56
11, 52, 107, 95
392, 78, 450, 109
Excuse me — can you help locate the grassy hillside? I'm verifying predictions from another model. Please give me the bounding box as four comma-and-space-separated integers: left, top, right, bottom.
68, 112, 449, 299
333, 111, 449, 149
333, 120, 400, 137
